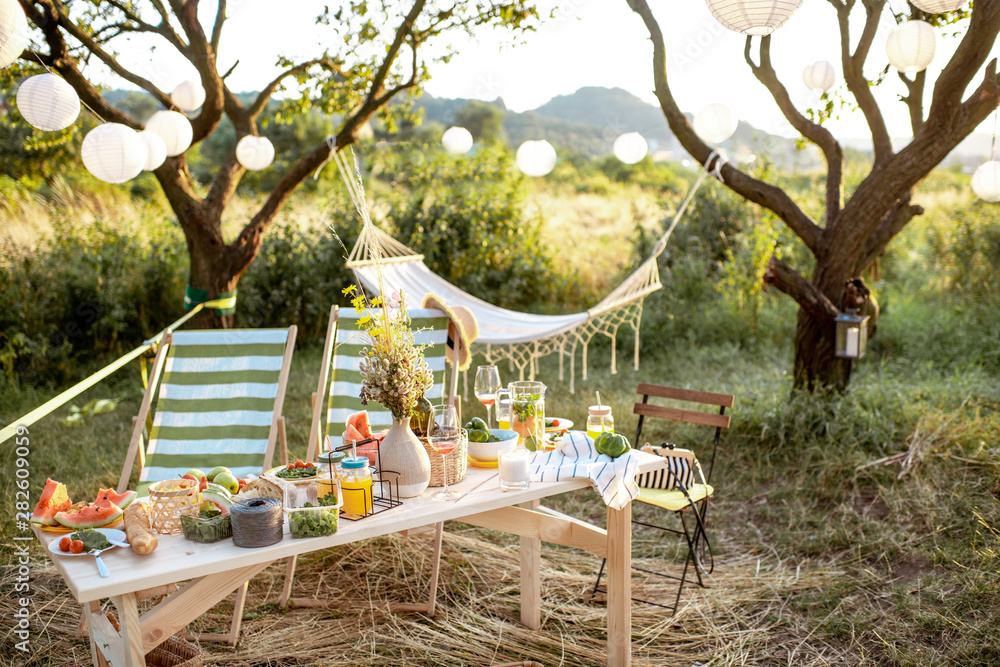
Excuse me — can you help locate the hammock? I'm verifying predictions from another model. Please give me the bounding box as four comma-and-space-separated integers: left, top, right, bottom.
338, 149, 724, 392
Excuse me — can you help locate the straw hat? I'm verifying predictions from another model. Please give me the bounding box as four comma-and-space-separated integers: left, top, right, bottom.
421, 293, 479, 371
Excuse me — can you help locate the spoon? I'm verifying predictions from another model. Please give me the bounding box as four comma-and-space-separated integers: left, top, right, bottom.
89, 549, 110, 578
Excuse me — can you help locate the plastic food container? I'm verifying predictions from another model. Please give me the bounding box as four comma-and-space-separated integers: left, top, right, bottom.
283, 478, 341, 539
180, 511, 233, 543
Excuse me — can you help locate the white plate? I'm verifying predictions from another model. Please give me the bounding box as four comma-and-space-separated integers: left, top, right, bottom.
48, 528, 128, 557
545, 418, 573, 432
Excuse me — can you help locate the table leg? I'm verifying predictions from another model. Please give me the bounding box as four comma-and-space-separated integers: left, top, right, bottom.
520, 498, 541, 630
111, 592, 145, 667
607, 502, 632, 667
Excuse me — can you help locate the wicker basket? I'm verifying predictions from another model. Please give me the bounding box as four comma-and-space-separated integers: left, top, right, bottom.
145, 635, 201, 667
148, 479, 200, 535
421, 429, 468, 487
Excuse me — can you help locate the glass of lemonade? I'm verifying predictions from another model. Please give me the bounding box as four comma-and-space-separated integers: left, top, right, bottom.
509, 381, 545, 448
496, 389, 511, 430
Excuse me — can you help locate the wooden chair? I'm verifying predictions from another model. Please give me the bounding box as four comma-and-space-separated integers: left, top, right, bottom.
592, 383, 734, 615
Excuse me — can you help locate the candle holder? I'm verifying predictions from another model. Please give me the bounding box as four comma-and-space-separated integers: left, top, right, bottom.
835, 308, 870, 359
498, 448, 532, 491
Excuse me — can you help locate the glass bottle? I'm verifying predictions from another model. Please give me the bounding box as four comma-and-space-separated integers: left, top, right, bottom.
586, 405, 614, 440
316, 451, 345, 501
411, 395, 435, 437
339, 456, 374, 516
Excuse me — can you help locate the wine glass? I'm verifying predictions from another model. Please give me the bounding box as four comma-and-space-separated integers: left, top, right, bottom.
436, 404, 459, 436
474, 365, 501, 429
428, 435, 462, 501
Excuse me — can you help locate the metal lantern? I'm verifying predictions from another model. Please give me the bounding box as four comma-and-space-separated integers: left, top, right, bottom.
516, 140, 557, 177
693, 103, 738, 145
802, 61, 836, 94
910, 0, 966, 12
835, 309, 870, 359
81, 123, 147, 184
442, 126, 473, 155
235, 135, 275, 171
0, 0, 29, 70
705, 0, 803, 36
138, 131, 167, 171
613, 132, 648, 164
16, 73, 81, 131
886, 20, 936, 74
971, 161, 1000, 202
171, 80, 206, 112
145, 110, 193, 156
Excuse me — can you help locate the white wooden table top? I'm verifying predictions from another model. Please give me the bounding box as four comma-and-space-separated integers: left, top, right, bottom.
35, 450, 666, 604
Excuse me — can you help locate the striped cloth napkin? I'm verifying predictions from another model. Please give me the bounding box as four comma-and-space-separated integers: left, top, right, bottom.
529, 431, 640, 510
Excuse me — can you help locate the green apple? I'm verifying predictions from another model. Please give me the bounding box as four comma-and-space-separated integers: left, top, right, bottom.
213, 472, 240, 494
184, 468, 206, 482
206, 466, 231, 482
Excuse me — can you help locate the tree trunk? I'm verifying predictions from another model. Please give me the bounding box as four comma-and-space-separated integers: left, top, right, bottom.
187, 239, 239, 329
792, 308, 852, 392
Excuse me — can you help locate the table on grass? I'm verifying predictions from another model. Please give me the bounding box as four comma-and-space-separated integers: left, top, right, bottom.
35, 451, 666, 667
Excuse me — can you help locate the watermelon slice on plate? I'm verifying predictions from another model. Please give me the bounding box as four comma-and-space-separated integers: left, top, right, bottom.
54, 502, 124, 530
345, 411, 372, 440
94, 488, 137, 511
30, 479, 73, 526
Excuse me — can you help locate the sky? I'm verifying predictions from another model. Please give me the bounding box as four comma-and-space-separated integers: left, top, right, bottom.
106, 0, 996, 142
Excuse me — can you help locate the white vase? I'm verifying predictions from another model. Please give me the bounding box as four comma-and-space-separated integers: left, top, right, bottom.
377, 415, 430, 498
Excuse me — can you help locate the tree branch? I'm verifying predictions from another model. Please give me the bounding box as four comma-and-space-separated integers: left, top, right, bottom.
248, 58, 347, 120
763, 256, 840, 324
854, 194, 923, 272
211, 0, 226, 52
899, 70, 926, 135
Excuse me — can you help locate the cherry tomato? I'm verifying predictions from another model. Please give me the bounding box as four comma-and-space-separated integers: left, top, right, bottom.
294, 460, 306, 468
59, 536, 72, 552
287, 463, 295, 470
551, 419, 560, 427
305, 462, 315, 468
69, 539, 85, 554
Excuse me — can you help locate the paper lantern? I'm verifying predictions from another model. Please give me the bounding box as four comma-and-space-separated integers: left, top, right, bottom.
971, 161, 1000, 202
706, 0, 803, 36
886, 20, 936, 74
138, 131, 167, 171
802, 61, 836, 94
911, 0, 966, 12
515, 140, 557, 177
693, 103, 738, 145
0, 0, 29, 69
442, 126, 473, 155
15, 73, 80, 131
144, 110, 192, 156
170, 80, 205, 112
235, 135, 275, 171
81, 123, 147, 184
613, 133, 648, 165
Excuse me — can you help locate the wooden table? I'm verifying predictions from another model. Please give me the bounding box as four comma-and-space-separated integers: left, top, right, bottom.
35, 452, 666, 667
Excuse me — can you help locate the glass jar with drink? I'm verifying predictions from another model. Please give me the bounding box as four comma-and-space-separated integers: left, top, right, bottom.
586, 405, 614, 440
509, 381, 546, 449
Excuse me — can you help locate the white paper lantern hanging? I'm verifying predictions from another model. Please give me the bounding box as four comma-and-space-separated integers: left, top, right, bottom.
886, 20, 936, 74
170, 80, 205, 112
613, 132, 648, 165
138, 131, 167, 171
145, 110, 192, 156
15, 73, 80, 131
706, 0, 803, 36
442, 126, 473, 155
0, 0, 29, 70
802, 61, 836, 94
971, 161, 1000, 203
910, 0, 966, 13
693, 103, 738, 145
235, 135, 275, 171
516, 140, 557, 177
81, 123, 147, 184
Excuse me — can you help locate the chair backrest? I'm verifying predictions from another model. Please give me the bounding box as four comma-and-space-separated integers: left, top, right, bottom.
140, 328, 296, 489
633, 383, 734, 484
325, 308, 451, 447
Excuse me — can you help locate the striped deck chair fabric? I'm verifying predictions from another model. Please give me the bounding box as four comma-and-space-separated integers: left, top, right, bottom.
326, 308, 450, 447
140, 328, 295, 490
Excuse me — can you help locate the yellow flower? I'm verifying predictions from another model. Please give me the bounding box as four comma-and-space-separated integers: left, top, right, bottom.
342, 285, 357, 296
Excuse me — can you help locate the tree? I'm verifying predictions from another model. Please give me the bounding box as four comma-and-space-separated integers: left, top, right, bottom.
625, 0, 1000, 391
11, 0, 536, 328
454, 99, 506, 143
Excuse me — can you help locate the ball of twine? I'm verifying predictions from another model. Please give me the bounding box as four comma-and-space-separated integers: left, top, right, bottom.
231, 497, 283, 548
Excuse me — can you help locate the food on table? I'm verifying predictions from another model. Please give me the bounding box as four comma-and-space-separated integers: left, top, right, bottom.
212, 471, 240, 494
61, 528, 112, 552
206, 466, 231, 482
237, 477, 284, 501
54, 501, 124, 529
30, 478, 73, 526
523, 435, 541, 452
180, 504, 233, 543
123, 501, 158, 554
274, 461, 317, 480
93, 488, 137, 511
464, 419, 502, 444
182, 473, 208, 492
69, 539, 85, 554
184, 468, 206, 483
201, 487, 234, 515
288, 496, 339, 539
59, 536, 71, 552
344, 410, 373, 442
594, 432, 630, 459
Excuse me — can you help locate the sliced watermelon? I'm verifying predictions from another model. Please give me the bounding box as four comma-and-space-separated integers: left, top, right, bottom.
343, 423, 366, 443
54, 502, 124, 529
94, 488, 137, 511
201, 490, 233, 516
30, 479, 72, 526
345, 410, 372, 439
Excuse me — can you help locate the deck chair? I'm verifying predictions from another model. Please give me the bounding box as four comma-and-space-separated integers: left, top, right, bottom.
280, 305, 458, 613
114, 326, 297, 644
592, 383, 733, 615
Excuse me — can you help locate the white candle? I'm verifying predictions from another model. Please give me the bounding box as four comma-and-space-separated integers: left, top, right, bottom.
499, 451, 531, 491
845, 326, 859, 357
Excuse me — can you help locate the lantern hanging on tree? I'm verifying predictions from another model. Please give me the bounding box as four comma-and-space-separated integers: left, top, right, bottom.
705, 0, 803, 36
613, 132, 648, 165
693, 103, 738, 145
971, 161, 1000, 202
81, 123, 147, 184
442, 126, 473, 155
886, 20, 936, 74
145, 110, 193, 156
515, 140, 557, 177
139, 131, 167, 171
16, 73, 81, 131
834, 310, 869, 359
910, 0, 966, 13
802, 61, 836, 94
0, 0, 29, 70
171, 80, 206, 112
236, 135, 275, 171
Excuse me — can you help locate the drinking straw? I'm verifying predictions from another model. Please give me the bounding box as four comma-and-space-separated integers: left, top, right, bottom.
596, 391, 603, 409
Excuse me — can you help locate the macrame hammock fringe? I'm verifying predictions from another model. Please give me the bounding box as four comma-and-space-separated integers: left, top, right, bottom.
335, 147, 726, 393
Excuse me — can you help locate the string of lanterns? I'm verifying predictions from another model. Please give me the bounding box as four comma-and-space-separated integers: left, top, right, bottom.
0, 0, 28, 69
